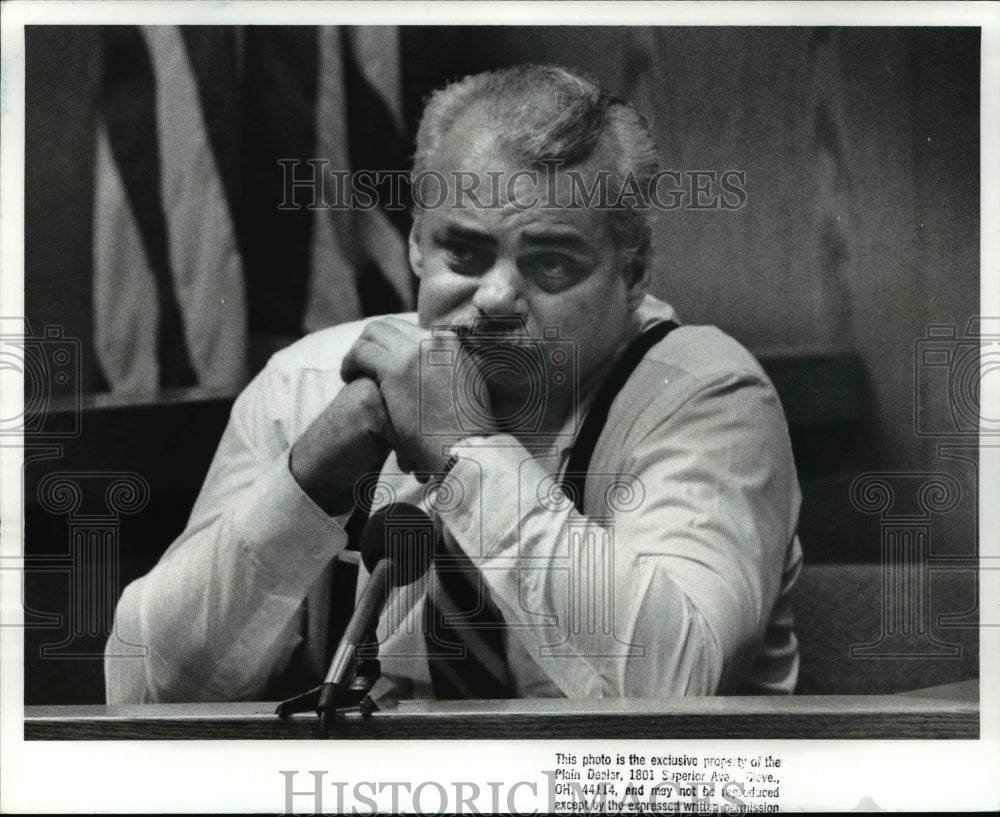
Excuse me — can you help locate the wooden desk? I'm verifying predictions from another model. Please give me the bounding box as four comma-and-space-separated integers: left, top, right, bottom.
24, 681, 978, 740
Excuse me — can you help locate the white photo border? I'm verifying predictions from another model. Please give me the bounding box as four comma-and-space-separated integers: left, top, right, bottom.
2, 1, 998, 813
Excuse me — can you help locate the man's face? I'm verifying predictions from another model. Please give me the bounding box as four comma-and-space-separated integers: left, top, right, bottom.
411, 108, 648, 425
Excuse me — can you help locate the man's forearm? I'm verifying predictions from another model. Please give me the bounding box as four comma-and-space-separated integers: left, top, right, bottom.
290, 378, 392, 516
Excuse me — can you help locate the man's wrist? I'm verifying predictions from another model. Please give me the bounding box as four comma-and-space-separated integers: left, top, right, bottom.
440, 453, 460, 479
432, 434, 540, 560
420, 448, 461, 487
289, 381, 392, 516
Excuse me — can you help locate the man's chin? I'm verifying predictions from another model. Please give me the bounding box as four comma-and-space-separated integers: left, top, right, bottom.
462, 340, 541, 385
484, 373, 552, 431
483, 369, 533, 393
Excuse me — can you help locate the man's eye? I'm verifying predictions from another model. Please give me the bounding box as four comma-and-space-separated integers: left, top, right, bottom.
443, 243, 490, 275
522, 253, 583, 290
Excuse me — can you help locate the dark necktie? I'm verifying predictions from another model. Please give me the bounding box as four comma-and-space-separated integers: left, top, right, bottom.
424, 525, 516, 699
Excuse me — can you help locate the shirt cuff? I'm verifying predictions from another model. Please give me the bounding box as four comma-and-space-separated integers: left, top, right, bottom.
234, 451, 350, 592
433, 434, 543, 560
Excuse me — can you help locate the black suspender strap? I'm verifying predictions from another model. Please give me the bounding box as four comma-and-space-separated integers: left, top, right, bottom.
561, 320, 680, 513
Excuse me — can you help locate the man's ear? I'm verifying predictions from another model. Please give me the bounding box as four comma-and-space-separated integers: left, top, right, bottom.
408, 222, 424, 279
625, 238, 651, 312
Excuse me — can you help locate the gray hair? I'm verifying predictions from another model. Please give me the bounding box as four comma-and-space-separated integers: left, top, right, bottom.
412, 65, 660, 275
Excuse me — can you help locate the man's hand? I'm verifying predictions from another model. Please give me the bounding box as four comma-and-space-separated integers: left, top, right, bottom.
341, 317, 495, 477
290, 377, 392, 516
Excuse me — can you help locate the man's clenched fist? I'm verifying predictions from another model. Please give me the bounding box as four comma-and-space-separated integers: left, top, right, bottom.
341, 317, 497, 477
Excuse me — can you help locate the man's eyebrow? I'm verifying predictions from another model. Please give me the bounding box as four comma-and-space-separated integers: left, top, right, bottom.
438, 224, 496, 246
519, 231, 592, 253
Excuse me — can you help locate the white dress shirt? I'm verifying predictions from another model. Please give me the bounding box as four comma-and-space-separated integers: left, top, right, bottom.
106, 295, 802, 703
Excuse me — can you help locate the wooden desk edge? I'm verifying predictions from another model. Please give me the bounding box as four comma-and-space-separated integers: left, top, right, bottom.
23, 691, 980, 741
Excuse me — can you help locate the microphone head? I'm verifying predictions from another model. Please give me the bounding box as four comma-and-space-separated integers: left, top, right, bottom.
360, 502, 434, 586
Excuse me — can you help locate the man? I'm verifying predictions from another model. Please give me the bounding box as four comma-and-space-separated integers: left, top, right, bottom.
106, 65, 802, 703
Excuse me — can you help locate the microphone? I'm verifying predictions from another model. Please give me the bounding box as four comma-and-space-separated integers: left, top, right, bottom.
317, 502, 433, 729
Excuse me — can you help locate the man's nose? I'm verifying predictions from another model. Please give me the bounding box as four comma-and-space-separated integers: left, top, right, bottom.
471, 260, 522, 315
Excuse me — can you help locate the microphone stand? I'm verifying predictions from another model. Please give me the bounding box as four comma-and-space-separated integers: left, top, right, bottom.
273, 643, 382, 732
275, 502, 433, 735
274, 581, 385, 734
314, 554, 392, 733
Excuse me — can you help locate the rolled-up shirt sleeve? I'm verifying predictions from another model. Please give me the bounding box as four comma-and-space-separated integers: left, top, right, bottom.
105, 365, 351, 703
436, 356, 800, 698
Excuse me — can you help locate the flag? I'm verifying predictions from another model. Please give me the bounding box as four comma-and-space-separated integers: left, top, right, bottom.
90, 25, 414, 394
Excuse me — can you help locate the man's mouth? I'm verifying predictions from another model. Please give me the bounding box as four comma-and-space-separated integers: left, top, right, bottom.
452, 316, 532, 346
461, 335, 535, 355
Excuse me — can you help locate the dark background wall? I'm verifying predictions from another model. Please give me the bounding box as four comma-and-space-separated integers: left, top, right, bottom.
22, 26, 980, 702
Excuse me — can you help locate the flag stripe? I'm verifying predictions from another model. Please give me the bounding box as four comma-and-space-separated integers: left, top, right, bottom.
92, 120, 160, 393
99, 26, 197, 388
141, 26, 248, 392
355, 249, 406, 317
341, 27, 415, 308
24, 26, 108, 394
179, 26, 244, 228
342, 27, 410, 193
239, 26, 319, 338
304, 25, 362, 333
